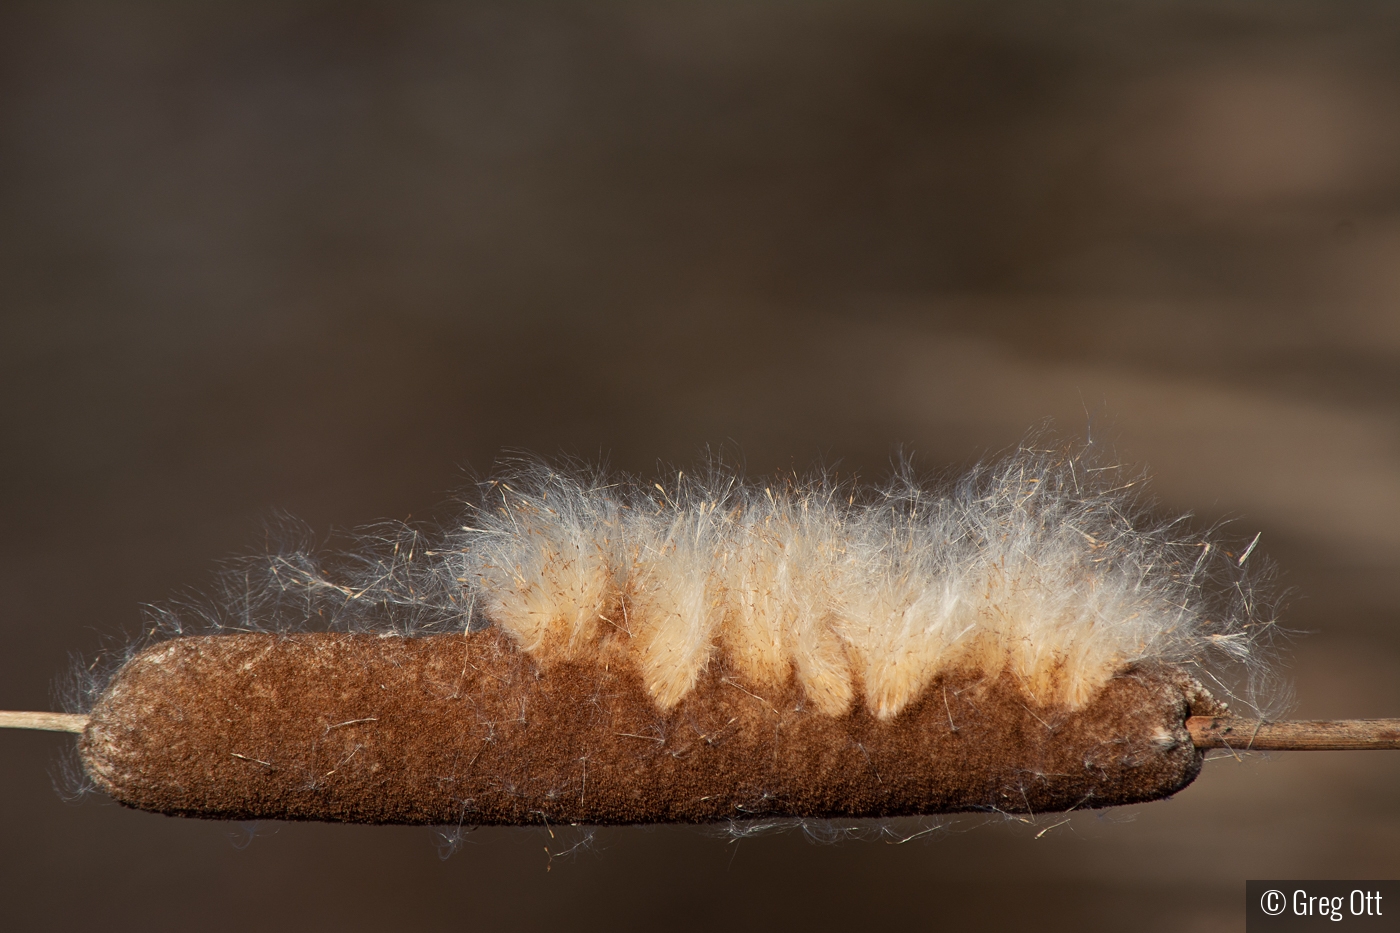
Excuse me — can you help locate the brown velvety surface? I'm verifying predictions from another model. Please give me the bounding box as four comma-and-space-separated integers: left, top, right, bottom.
82, 632, 1219, 824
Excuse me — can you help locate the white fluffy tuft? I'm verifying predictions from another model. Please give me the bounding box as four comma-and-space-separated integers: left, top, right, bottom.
451, 446, 1274, 719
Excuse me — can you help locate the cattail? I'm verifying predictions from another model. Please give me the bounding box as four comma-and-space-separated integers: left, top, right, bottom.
5, 445, 1396, 827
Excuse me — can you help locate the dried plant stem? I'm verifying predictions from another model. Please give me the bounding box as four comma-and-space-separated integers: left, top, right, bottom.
3, 711, 1399, 750
0, 711, 89, 733
1187, 716, 1400, 750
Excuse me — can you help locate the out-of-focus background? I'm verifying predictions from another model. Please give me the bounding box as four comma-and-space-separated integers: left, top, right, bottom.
2, 3, 1398, 930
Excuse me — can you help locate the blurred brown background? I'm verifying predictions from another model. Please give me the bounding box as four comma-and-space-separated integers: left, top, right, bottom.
2, 3, 1399, 930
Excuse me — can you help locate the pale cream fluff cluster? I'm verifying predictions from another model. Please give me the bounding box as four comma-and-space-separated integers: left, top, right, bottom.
457, 450, 1263, 720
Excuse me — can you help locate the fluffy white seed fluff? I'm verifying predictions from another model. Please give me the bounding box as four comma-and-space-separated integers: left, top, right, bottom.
74, 444, 1273, 723
452, 448, 1270, 719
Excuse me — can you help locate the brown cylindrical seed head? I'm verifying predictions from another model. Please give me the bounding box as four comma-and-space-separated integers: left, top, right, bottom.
80, 631, 1221, 825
